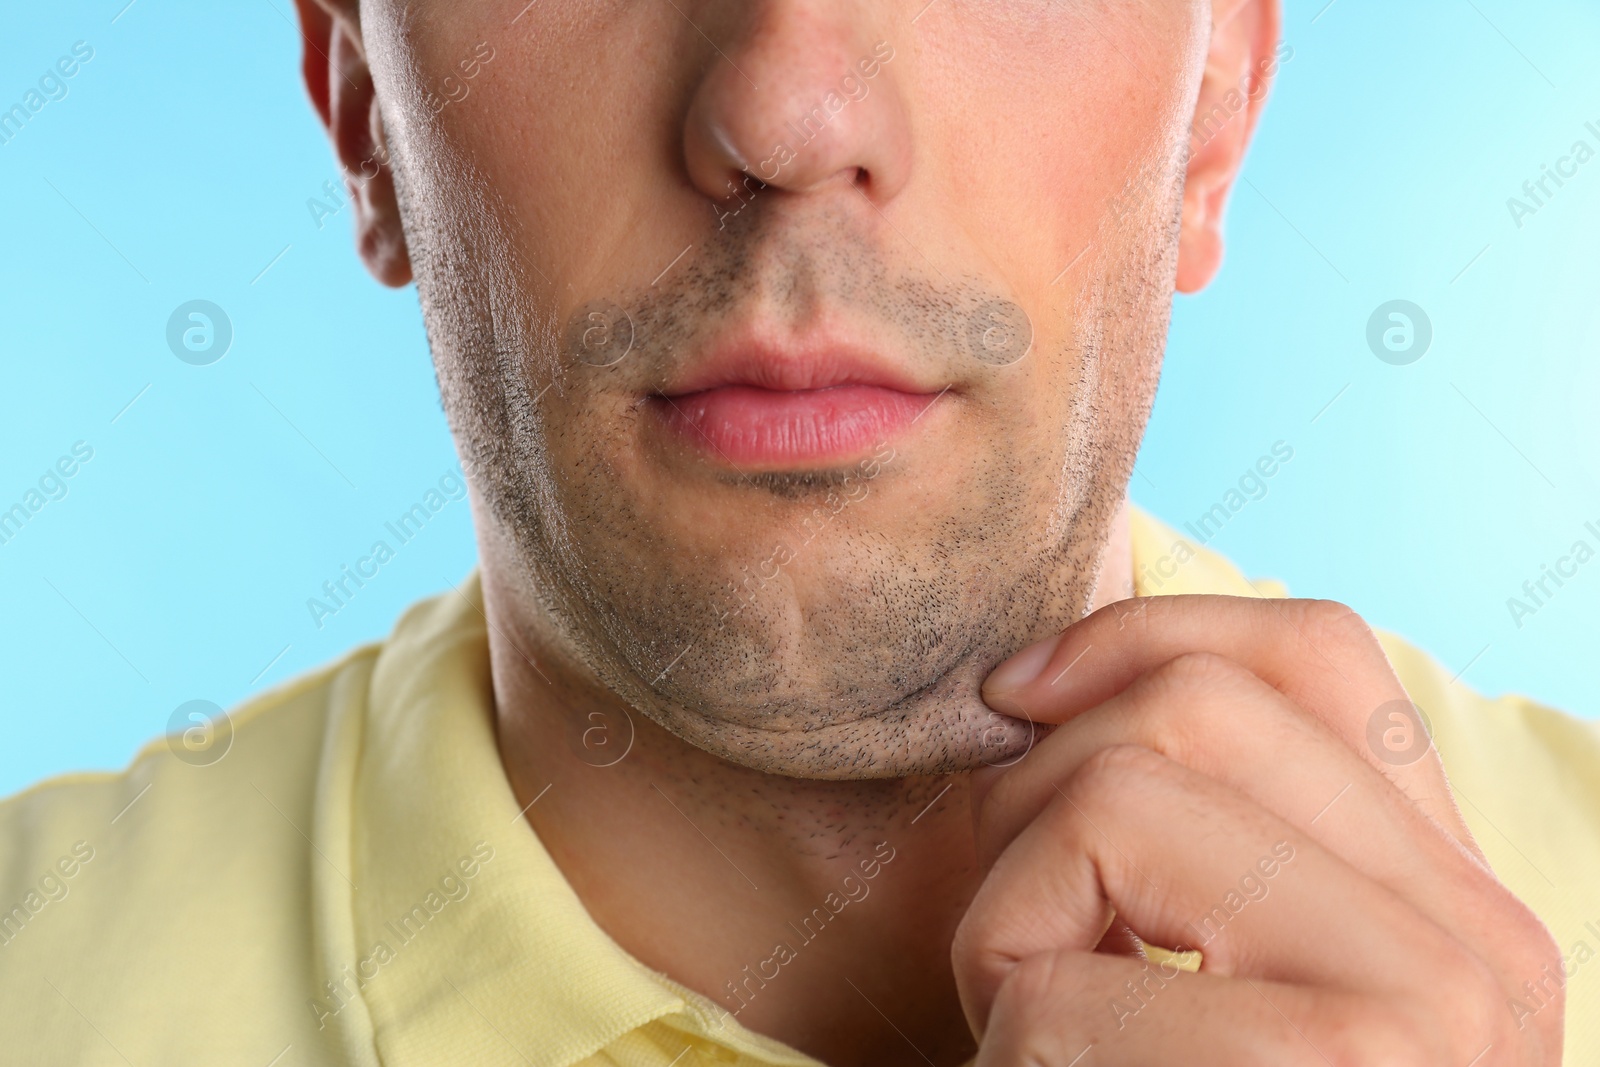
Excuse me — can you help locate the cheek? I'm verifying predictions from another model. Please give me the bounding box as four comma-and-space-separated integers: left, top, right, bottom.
376, 0, 702, 314
916, 1, 1202, 295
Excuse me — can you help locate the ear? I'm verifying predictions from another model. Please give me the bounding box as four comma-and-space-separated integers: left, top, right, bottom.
293, 0, 412, 287
1175, 0, 1282, 294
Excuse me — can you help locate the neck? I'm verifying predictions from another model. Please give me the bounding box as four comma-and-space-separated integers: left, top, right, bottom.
483, 502, 1132, 1067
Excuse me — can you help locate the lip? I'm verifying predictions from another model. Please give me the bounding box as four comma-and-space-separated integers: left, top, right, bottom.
659, 331, 940, 395
649, 334, 945, 468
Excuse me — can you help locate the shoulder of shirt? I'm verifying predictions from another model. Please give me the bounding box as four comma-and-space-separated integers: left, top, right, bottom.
8, 524, 1600, 1060
0, 625, 392, 1062
0, 631, 384, 886
0, 574, 479, 829
0, 634, 379, 827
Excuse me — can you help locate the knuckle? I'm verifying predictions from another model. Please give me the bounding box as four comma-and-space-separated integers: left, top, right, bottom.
1326, 1014, 1434, 1067
1145, 649, 1255, 692
951, 896, 1026, 985
1129, 653, 1263, 762
982, 953, 1096, 1060
1299, 962, 1518, 1067
950, 912, 984, 977
1500, 897, 1563, 981
949, 918, 998, 1002
1066, 743, 1169, 802
1495, 902, 1567, 1036
1422, 943, 1515, 1055
1460, 970, 1512, 1038
1304, 995, 1450, 1067
998, 951, 1068, 1012
952, 925, 1043, 1041
1054, 746, 1175, 844
1296, 598, 1382, 657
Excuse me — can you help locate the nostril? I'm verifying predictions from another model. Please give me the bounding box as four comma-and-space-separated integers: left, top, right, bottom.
682, 29, 912, 207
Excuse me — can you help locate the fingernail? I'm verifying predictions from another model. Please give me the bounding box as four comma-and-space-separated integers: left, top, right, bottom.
984, 633, 1063, 695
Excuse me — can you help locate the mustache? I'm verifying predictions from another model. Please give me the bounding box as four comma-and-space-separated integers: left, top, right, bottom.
544, 217, 1035, 390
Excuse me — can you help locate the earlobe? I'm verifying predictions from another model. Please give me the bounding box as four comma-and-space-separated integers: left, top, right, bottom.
294, 0, 412, 287
1174, 0, 1282, 295
1175, 176, 1226, 295
351, 93, 412, 287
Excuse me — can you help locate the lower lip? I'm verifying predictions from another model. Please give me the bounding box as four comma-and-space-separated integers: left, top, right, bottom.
650, 384, 936, 467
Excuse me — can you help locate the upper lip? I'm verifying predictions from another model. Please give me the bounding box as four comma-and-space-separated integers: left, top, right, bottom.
656, 325, 944, 397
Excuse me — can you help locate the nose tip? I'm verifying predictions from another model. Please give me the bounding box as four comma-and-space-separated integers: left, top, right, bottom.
682, 25, 909, 208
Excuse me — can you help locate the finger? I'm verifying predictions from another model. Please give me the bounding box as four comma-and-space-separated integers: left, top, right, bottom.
971, 652, 1558, 1040
979, 654, 1479, 884
952, 744, 1464, 1036
980, 594, 1475, 851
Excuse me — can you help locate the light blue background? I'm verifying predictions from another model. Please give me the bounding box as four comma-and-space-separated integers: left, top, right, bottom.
1, 1, 1596, 797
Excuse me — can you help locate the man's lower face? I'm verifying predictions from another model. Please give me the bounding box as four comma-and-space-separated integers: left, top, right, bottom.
371, 2, 1194, 779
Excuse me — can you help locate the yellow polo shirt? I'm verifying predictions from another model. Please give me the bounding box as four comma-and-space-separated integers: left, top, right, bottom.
2, 510, 1598, 1064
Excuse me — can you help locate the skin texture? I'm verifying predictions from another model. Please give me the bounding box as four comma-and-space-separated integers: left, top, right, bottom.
962, 598, 1563, 1065
348, 0, 1199, 780
293, 1, 1564, 1064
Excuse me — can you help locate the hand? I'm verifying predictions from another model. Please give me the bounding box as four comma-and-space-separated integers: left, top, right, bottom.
952, 595, 1563, 1066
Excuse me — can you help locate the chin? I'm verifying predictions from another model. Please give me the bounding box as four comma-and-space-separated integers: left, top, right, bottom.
621, 653, 1041, 781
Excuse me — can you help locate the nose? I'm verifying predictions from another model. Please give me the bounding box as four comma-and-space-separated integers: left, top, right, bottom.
682, 5, 911, 207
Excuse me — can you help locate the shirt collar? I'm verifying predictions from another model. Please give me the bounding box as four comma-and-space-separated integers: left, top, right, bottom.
345, 572, 826, 1067
330, 509, 1256, 1066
